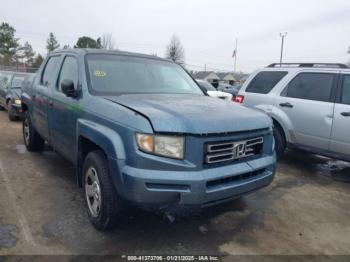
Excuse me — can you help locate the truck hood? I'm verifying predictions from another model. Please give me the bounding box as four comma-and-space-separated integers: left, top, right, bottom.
7, 88, 21, 100
105, 94, 271, 134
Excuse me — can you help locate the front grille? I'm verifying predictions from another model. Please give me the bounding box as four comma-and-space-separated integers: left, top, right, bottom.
205, 137, 263, 164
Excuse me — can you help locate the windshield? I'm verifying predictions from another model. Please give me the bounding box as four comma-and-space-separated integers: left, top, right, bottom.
86, 54, 203, 95
87, 54, 203, 95
11, 75, 27, 88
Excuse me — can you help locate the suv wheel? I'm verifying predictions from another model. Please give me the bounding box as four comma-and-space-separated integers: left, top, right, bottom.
23, 111, 45, 151
83, 150, 120, 231
273, 125, 286, 157
8, 104, 17, 121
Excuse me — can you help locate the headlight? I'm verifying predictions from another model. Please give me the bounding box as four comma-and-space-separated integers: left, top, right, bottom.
14, 99, 21, 105
136, 133, 184, 159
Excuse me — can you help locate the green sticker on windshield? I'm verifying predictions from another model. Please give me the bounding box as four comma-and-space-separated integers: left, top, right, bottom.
94, 70, 106, 77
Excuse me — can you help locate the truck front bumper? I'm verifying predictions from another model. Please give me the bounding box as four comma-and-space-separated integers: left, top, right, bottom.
114, 155, 275, 208
10, 103, 23, 117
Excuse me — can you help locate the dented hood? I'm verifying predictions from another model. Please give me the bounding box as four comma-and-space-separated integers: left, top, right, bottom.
106, 94, 271, 134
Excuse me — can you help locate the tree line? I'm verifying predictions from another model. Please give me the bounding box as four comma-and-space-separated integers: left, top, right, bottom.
0, 21, 186, 71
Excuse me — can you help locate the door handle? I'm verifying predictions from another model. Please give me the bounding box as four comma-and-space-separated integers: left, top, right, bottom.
279, 102, 293, 108
341, 112, 350, 117
48, 100, 53, 107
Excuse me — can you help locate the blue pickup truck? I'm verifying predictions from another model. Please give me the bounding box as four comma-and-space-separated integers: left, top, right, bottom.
21, 49, 276, 230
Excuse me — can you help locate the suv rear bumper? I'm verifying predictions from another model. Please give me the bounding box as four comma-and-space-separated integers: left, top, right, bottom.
113, 155, 275, 207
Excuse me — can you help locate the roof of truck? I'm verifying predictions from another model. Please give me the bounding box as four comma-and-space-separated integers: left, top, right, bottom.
50, 48, 172, 62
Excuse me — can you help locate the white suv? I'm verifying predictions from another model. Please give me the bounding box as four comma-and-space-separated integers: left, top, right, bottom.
235, 63, 350, 161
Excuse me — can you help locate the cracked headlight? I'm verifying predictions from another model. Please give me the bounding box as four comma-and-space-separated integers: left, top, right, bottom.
136, 133, 184, 159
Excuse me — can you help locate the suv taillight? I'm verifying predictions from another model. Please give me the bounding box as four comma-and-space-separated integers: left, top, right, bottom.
234, 95, 244, 104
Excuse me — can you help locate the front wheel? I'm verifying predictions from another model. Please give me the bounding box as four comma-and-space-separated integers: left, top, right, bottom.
273, 125, 286, 157
83, 150, 121, 231
23, 111, 45, 151
8, 104, 17, 121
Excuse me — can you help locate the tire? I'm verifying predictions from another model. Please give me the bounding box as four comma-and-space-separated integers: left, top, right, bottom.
8, 104, 17, 121
23, 111, 45, 151
83, 150, 120, 231
273, 124, 286, 157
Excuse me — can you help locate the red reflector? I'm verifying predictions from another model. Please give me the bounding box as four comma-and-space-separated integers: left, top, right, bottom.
234, 95, 244, 103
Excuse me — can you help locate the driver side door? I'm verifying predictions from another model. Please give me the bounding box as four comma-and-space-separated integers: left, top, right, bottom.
49, 55, 80, 161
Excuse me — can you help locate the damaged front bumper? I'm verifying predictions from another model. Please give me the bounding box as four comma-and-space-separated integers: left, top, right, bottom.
113, 155, 275, 208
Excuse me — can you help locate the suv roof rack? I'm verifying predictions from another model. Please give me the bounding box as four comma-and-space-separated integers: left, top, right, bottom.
267, 63, 349, 69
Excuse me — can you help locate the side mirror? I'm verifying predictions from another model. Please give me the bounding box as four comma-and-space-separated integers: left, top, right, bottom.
61, 79, 77, 98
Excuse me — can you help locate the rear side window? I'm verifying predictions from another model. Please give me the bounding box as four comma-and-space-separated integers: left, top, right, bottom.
41, 56, 61, 86
284, 73, 335, 102
58, 56, 79, 91
246, 71, 287, 94
341, 75, 350, 105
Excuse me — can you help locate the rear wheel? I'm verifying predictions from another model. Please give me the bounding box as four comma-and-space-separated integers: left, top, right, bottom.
23, 111, 45, 151
83, 150, 121, 231
273, 124, 286, 157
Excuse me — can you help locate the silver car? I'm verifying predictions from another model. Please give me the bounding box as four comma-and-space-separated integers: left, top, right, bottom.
236, 63, 350, 161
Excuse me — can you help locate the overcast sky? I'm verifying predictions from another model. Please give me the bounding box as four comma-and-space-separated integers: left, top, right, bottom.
1, 0, 350, 72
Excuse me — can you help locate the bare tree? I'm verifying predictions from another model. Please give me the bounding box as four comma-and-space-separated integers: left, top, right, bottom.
165, 35, 185, 65
101, 33, 116, 50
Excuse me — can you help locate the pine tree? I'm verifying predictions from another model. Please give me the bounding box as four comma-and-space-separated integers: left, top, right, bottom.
46, 32, 60, 52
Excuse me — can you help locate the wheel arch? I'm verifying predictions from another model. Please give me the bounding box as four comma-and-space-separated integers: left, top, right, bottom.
76, 119, 126, 187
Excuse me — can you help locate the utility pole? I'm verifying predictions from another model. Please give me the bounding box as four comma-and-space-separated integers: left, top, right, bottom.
233, 38, 238, 73
204, 63, 207, 71
279, 32, 287, 65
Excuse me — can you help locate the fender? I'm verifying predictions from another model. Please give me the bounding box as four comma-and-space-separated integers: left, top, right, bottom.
76, 119, 126, 160
268, 106, 295, 143
252, 104, 293, 143
76, 119, 127, 190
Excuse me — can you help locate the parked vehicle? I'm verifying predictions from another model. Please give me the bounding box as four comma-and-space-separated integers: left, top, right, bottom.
217, 82, 240, 97
0, 71, 34, 121
196, 79, 232, 100
21, 49, 276, 230
236, 63, 350, 161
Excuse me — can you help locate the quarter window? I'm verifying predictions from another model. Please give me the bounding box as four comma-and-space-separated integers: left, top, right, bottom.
41, 56, 61, 86
246, 71, 287, 94
341, 75, 350, 105
58, 56, 78, 91
284, 73, 335, 102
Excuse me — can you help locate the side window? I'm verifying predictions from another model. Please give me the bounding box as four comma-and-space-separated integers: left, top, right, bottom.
58, 56, 78, 91
284, 73, 335, 102
246, 71, 287, 94
41, 56, 61, 86
341, 75, 350, 105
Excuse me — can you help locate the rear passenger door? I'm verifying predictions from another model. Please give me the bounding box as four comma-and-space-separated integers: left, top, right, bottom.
330, 74, 350, 156
276, 72, 337, 150
243, 71, 288, 107
33, 55, 61, 140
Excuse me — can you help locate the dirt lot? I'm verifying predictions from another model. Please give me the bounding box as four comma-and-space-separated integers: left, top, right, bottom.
0, 111, 349, 256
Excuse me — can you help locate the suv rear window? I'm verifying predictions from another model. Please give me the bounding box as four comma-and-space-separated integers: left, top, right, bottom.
246, 71, 287, 94
284, 73, 335, 102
